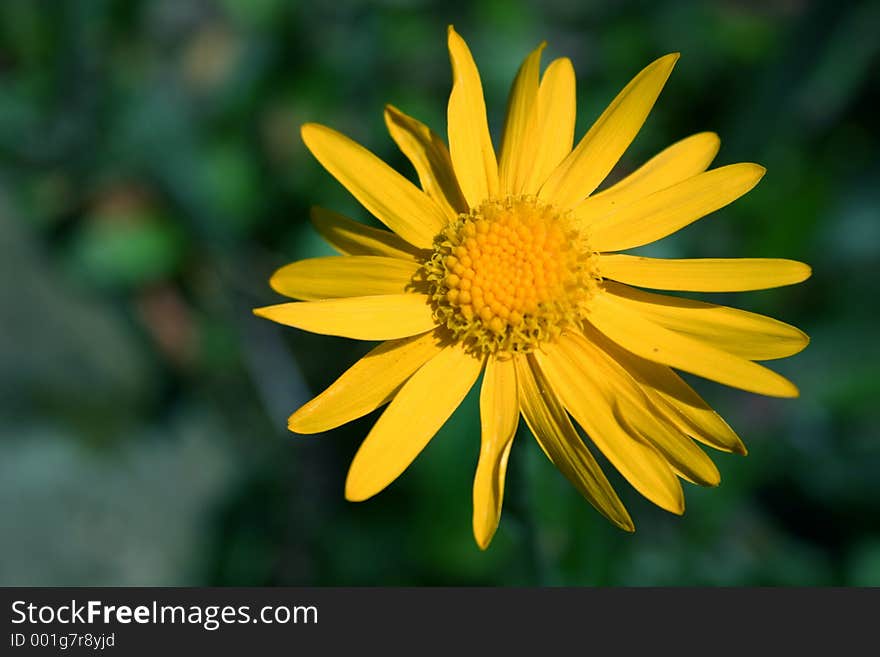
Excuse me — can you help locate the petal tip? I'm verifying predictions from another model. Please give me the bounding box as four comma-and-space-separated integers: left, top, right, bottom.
344, 479, 371, 503
300, 122, 338, 150
704, 469, 722, 488
772, 378, 800, 398
300, 122, 326, 151
665, 491, 686, 516
801, 331, 811, 348
287, 411, 316, 435
252, 305, 272, 319
300, 122, 319, 139
796, 261, 813, 283
724, 436, 749, 456
698, 130, 721, 148
268, 266, 291, 296
550, 56, 575, 74
658, 52, 681, 69
473, 529, 494, 551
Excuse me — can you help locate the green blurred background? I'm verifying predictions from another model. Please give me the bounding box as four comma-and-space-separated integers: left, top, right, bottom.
1, 0, 878, 586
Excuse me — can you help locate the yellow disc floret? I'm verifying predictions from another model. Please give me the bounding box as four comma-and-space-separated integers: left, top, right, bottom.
426, 196, 599, 355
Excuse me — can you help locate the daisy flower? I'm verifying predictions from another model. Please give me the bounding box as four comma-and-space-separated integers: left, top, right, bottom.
255, 27, 810, 549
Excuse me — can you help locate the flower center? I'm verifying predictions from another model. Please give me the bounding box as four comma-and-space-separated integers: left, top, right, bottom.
426, 196, 598, 355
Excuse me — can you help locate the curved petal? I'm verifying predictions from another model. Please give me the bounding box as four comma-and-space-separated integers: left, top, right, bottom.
602, 281, 810, 360
522, 57, 576, 194
562, 330, 721, 486
447, 26, 499, 207
514, 354, 634, 531
535, 339, 686, 513
590, 163, 765, 252
288, 331, 442, 434
573, 132, 720, 224
499, 42, 545, 195
309, 207, 423, 260
270, 256, 421, 300
580, 326, 746, 455
301, 123, 446, 249
345, 343, 484, 501
253, 294, 436, 341
538, 53, 679, 209
597, 254, 812, 292
384, 105, 468, 220
587, 291, 800, 398
473, 355, 519, 550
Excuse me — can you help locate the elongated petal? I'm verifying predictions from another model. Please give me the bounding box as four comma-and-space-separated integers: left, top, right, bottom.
253, 294, 436, 341
582, 326, 746, 454
310, 207, 423, 260
573, 132, 720, 224
515, 355, 634, 531
345, 344, 483, 501
562, 330, 721, 486
499, 42, 545, 195
536, 340, 686, 513
603, 281, 810, 360
384, 105, 468, 220
597, 254, 812, 292
473, 355, 518, 550
590, 163, 765, 252
588, 291, 799, 398
270, 256, 421, 300
288, 331, 442, 434
539, 53, 679, 209
522, 58, 576, 194
447, 26, 499, 207
301, 123, 446, 248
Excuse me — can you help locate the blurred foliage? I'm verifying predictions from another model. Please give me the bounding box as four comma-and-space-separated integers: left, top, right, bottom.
1, 0, 878, 586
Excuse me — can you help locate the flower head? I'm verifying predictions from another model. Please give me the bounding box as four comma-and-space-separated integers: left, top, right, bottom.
255, 27, 810, 549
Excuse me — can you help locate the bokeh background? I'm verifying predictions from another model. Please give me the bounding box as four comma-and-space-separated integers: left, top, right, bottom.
2, 0, 878, 586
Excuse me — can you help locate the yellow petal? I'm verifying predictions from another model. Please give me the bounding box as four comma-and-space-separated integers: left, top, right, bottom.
514, 354, 634, 531
301, 123, 446, 249
585, 328, 746, 454
270, 255, 421, 300
447, 26, 499, 207
573, 132, 720, 224
590, 163, 765, 252
384, 105, 468, 220
603, 281, 810, 360
597, 254, 812, 292
588, 291, 800, 398
535, 339, 686, 514
563, 329, 721, 486
539, 53, 679, 209
288, 331, 442, 434
253, 294, 436, 341
522, 57, 576, 194
309, 207, 423, 260
473, 355, 519, 550
345, 343, 483, 501
498, 42, 545, 196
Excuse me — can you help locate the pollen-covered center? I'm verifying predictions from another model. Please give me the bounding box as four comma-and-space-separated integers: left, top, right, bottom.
426, 196, 598, 355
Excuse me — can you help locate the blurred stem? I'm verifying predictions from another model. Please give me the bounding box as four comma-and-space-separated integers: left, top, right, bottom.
511, 431, 548, 585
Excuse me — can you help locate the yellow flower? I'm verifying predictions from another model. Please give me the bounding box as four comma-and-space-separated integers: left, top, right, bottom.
255, 27, 811, 549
